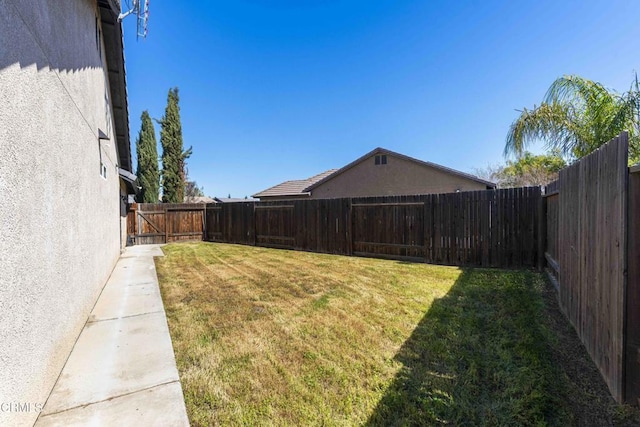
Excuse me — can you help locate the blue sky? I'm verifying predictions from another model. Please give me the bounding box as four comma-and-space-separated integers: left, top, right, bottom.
122, 1, 640, 198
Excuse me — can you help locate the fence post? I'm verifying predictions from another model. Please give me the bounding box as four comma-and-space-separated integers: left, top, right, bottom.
347, 198, 353, 255
202, 204, 207, 241
538, 186, 547, 270
223, 203, 228, 242
424, 196, 431, 263
164, 204, 169, 243
252, 202, 257, 246
132, 202, 138, 245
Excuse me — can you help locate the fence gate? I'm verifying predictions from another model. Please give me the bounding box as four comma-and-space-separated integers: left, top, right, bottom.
351, 202, 426, 261
255, 205, 295, 249
127, 203, 205, 244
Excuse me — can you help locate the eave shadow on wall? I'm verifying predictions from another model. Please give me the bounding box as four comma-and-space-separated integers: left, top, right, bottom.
0, 0, 105, 74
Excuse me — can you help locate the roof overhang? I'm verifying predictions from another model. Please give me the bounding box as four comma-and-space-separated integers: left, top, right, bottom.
252, 192, 311, 198
118, 167, 139, 195
97, 0, 132, 173
99, 0, 120, 15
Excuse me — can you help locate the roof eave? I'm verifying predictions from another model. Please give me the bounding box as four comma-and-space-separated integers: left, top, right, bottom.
98, 0, 132, 173
118, 167, 139, 195
253, 192, 311, 198
100, 0, 120, 15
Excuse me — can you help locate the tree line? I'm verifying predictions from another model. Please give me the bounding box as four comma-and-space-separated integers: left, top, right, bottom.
135, 87, 203, 203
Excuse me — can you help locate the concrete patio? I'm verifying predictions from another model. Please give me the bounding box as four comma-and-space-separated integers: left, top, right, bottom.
35, 245, 189, 426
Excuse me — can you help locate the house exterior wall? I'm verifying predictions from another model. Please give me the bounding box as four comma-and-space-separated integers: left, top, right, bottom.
0, 1, 123, 425
310, 154, 487, 199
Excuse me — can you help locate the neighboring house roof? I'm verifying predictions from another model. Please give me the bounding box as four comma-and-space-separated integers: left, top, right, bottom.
253, 148, 495, 199
306, 147, 496, 191
252, 169, 338, 198
97, 0, 132, 173
186, 196, 216, 204
213, 197, 256, 203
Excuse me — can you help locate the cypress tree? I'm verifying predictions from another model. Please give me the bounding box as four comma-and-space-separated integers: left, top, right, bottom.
135, 110, 159, 203
160, 88, 191, 203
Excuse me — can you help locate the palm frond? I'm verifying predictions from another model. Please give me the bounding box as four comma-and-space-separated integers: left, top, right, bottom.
506, 74, 639, 161
544, 75, 613, 106
504, 103, 572, 157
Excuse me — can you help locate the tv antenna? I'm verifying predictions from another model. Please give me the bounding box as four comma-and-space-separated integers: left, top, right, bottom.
118, 0, 150, 39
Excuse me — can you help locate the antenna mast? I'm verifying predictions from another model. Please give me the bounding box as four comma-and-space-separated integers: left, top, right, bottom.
118, 0, 149, 39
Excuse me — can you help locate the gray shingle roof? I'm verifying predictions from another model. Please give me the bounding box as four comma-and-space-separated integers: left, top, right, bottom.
252, 169, 338, 198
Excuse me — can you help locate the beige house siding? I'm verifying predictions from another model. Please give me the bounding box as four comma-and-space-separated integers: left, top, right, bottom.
310, 153, 487, 199
0, 1, 124, 426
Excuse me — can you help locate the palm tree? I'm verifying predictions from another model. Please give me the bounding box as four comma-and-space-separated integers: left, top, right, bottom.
504, 75, 639, 163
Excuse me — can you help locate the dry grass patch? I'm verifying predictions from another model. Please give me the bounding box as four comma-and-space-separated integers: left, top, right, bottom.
156, 242, 639, 426
157, 243, 457, 426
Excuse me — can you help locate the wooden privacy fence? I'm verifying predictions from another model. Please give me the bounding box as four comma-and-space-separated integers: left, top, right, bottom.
127, 203, 205, 244
543, 132, 640, 405
128, 187, 542, 268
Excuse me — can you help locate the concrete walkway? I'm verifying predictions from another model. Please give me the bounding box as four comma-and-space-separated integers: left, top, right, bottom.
35, 245, 189, 427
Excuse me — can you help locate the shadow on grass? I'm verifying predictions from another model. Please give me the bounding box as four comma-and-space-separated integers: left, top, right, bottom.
366, 268, 569, 426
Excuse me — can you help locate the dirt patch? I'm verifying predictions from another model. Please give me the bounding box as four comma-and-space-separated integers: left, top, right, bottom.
540, 280, 640, 426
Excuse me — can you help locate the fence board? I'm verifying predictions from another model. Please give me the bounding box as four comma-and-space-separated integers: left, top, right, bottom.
205, 205, 223, 241
544, 182, 559, 280
255, 205, 294, 248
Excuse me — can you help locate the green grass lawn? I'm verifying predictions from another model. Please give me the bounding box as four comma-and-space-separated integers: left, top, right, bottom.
156, 242, 639, 426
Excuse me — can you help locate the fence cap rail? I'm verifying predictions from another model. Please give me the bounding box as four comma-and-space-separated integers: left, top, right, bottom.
352, 202, 425, 207
630, 164, 640, 174
255, 205, 294, 209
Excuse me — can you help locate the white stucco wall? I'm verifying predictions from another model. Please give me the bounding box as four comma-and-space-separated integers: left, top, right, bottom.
0, 1, 123, 425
